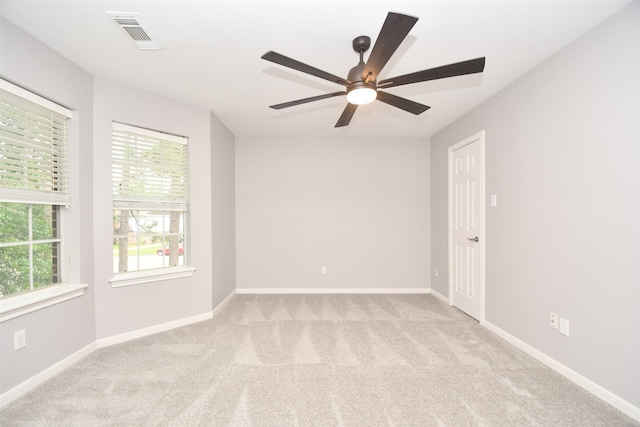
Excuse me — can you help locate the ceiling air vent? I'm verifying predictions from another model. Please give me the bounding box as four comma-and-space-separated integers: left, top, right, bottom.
106, 12, 161, 50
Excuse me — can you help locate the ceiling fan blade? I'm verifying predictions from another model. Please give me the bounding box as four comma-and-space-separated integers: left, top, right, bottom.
269, 92, 346, 110
378, 57, 486, 89
376, 91, 430, 115
335, 103, 358, 127
262, 51, 350, 86
361, 12, 418, 83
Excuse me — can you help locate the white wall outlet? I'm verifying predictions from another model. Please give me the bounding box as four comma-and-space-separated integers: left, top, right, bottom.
434, 268, 439, 277
321, 266, 326, 274
549, 312, 559, 330
490, 194, 498, 206
14, 329, 26, 350
559, 318, 570, 336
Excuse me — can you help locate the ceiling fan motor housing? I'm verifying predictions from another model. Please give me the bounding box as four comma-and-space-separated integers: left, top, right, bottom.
348, 62, 373, 85
346, 61, 377, 104
346, 61, 377, 102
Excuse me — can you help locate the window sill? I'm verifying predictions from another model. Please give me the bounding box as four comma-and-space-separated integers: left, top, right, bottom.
109, 266, 196, 288
0, 283, 89, 323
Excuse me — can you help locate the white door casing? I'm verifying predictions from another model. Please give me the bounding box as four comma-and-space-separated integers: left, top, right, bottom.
448, 131, 485, 322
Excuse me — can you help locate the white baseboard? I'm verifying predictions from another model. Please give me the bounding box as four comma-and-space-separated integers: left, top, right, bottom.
429, 288, 449, 304
0, 342, 96, 408
1, 291, 237, 409
212, 290, 236, 315
97, 291, 237, 348
483, 320, 640, 423
235, 288, 430, 294
96, 311, 214, 348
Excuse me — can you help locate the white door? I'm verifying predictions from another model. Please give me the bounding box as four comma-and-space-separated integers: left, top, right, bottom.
449, 131, 484, 321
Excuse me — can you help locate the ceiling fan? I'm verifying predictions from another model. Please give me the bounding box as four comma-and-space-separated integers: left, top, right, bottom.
261, 12, 486, 128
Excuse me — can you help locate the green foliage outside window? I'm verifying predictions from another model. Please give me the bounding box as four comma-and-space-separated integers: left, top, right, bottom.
0, 202, 58, 297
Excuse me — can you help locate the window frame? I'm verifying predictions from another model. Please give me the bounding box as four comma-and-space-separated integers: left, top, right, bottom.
0, 78, 87, 322
109, 122, 194, 287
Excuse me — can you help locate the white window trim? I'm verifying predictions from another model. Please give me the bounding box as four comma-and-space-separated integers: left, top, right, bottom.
111, 122, 190, 279
0, 283, 88, 323
112, 122, 186, 145
109, 266, 196, 288
0, 79, 72, 118
1, 79, 76, 305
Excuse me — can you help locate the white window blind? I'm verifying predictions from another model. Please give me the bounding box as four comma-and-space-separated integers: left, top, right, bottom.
112, 122, 188, 211
0, 79, 72, 206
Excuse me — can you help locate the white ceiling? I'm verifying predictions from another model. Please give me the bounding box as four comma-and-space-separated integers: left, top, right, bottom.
0, 0, 631, 138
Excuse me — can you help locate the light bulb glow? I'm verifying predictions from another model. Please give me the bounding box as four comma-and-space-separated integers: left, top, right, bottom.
347, 87, 377, 105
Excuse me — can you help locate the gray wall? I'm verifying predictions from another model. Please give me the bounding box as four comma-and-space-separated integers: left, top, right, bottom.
92, 78, 214, 339
236, 136, 430, 290
430, 2, 640, 408
0, 18, 96, 393
210, 111, 237, 306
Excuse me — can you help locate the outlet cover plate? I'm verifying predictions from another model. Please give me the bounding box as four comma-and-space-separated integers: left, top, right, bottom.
14, 329, 26, 350
549, 312, 559, 330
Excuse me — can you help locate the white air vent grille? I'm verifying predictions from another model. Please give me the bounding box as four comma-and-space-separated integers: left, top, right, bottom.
123, 26, 152, 42
107, 12, 160, 50
113, 17, 139, 26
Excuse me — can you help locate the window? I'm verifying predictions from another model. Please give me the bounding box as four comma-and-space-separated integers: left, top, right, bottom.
111, 123, 189, 278
0, 203, 60, 296
0, 80, 71, 298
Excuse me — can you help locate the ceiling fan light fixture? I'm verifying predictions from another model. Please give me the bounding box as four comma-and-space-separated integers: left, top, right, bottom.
347, 86, 377, 105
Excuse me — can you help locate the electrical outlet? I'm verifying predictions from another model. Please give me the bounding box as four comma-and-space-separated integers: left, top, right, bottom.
559, 318, 570, 336
549, 312, 559, 330
434, 268, 439, 277
14, 329, 26, 350
321, 266, 327, 274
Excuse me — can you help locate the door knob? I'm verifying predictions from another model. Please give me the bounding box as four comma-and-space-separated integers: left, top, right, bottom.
467, 236, 479, 242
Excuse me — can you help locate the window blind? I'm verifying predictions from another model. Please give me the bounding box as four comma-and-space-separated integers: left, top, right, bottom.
0, 80, 72, 206
112, 122, 188, 211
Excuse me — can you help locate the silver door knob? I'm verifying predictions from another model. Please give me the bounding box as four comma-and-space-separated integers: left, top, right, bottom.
467, 236, 479, 242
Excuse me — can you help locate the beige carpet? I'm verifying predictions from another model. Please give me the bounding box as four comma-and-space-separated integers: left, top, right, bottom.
1, 293, 637, 426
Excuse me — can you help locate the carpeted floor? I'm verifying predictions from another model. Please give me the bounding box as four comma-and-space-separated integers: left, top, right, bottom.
1, 293, 637, 426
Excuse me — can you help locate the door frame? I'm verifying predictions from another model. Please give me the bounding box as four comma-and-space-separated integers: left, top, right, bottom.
448, 130, 486, 324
